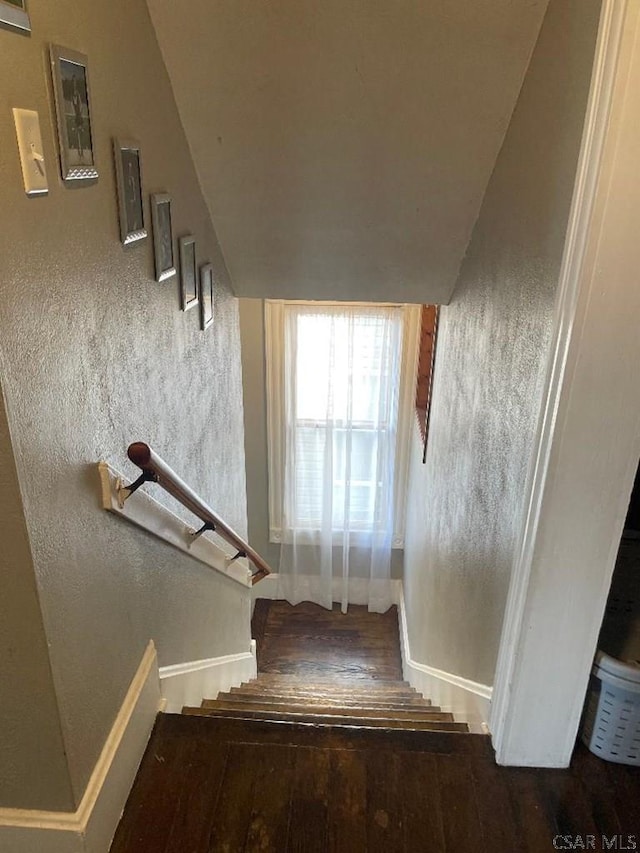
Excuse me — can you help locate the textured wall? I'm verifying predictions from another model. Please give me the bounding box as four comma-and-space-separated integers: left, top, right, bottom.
0, 387, 74, 810
403, 0, 601, 686
0, 0, 250, 809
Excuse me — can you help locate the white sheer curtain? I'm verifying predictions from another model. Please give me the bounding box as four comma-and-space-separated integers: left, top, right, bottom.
277, 303, 403, 613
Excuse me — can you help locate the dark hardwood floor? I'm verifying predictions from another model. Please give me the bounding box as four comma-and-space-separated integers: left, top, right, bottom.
252, 599, 404, 681
110, 600, 640, 851
111, 713, 640, 852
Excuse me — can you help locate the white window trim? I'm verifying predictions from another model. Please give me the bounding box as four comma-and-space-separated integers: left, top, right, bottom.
265, 299, 421, 549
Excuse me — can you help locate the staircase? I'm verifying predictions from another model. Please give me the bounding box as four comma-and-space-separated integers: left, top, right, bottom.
110, 602, 480, 850
183, 673, 468, 733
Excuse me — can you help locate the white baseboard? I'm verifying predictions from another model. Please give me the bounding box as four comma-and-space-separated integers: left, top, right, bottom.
397, 585, 492, 733
160, 640, 257, 712
0, 641, 160, 853
252, 573, 402, 607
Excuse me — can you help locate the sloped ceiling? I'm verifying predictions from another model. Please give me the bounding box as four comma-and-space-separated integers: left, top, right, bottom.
147, 0, 549, 304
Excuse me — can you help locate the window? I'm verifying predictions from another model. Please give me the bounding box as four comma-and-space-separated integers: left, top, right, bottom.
266, 301, 420, 547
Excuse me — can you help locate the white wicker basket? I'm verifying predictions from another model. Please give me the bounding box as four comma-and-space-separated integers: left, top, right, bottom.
581, 651, 640, 765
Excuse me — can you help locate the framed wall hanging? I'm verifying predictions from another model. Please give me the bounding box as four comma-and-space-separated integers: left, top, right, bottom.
0, 0, 30, 34
50, 45, 98, 182
179, 235, 198, 311
150, 193, 176, 281
199, 263, 214, 330
113, 138, 147, 245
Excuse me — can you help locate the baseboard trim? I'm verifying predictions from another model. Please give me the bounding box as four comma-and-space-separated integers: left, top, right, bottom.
159, 640, 257, 712
397, 585, 492, 733
0, 640, 160, 853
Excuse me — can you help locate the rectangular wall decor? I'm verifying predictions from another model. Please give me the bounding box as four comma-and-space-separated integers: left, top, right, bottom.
50, 44, 98, 182
0, 0, 31, 33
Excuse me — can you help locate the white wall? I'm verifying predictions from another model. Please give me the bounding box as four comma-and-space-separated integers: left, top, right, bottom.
403, 0, 601, 687
0, 0, 250, 811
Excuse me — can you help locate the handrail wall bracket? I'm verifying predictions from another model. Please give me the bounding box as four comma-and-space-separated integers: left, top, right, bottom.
224, 549, 248, 570
187, 521, 216, 548
116, 471, 158, 508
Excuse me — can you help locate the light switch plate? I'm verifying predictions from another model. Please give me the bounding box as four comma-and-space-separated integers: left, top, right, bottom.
13, 108, 48, 197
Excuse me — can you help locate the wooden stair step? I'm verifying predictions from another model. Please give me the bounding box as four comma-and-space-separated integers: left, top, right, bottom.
218, 691, 436, 711
229, 688, 422, 706
235, 681, 417, 696
246, 676, 413, 688
182, 706, 468, 732
201, 699, 451, 721
228, 692, 442, 712
242, 672, 414, 690
256, 668, 405, 680
236, 678, 416, 690
172, 712, 485, 753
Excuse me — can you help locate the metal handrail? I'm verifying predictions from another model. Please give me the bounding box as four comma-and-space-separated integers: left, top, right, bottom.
122, 442, 271, 585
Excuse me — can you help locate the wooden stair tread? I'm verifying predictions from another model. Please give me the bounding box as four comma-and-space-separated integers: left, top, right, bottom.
218, 691, 436, 710
235, 678, 416, 690
255, 665, 404, 677
202, 699, 451, 720
169, 712, 486, 753
232, 676, 420, 696
230, 689, 421, 705
183, 706, 468, 731
245, 675, 413, 686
